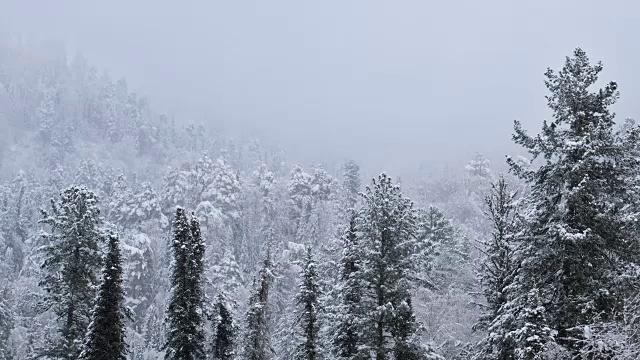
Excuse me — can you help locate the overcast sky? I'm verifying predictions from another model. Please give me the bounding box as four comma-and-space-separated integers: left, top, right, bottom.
3, 0, 639, 177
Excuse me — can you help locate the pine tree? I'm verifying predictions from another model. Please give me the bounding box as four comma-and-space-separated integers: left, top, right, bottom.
512, 290, 554, 360
79, 232, 127, 360
160, 166, 191, 218
122, 232, 156, 332
415, 206, 470, 292
0, 182, 27, 274
475, 176, 519, 360
201, 157, 243, 258
244, 251, 275, 360
164, 208, 206, 360
212, 293, 236, 360
294, 248, 321, 360
288, 165, 313, 232
465, 152, 492, 180
355, 174, 425, 360
341, 160, 361, 212
208, 244, 244, 308
255, 162, 277, 247
113, 182, 163, 230
507, 48, 640, 356
189, 215, 206, 323
101, 77, 122, 143
334, 211, 361, 359
38, 187, 104, 359
73, 160, 105, 195
203, 158, 242, 220
0, 284, 14, 360
143, 305, 163, 352
310, 167, 335, 204
38, 87, 56, 144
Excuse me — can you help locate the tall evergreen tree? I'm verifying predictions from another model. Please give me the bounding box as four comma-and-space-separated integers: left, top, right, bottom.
295, 248, 321, 360
0, 283, 13, 360
475, 176, 519, 360
79, 232, 127, 360
243, 251, 275, 360
334, 211, 361, 359
415, 206, 471, 292
355, 174, 426, 360
38, 187, 104, 359
122, 233, 156, 332
512, 290, 555, 360
341, 160, 361, 212
211, 293, 236, 360
507, 48, 640, 356
164, 208, 206, 360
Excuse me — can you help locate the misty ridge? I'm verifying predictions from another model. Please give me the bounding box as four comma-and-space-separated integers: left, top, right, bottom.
2, 4, 640, 360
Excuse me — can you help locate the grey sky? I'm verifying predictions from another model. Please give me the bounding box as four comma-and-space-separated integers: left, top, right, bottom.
3, 0, 639, 177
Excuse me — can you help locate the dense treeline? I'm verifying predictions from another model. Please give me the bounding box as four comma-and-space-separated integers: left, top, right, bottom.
1, 34, 640, 359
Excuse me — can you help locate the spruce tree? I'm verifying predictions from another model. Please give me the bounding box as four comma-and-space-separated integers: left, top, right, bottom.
164, 207, 206, 360
79, 232, 127, 360
356, 174, 425, 360
212, 293, 236, 360
507, 48, 640, 356
295, 248, 321, 360
475, 176, 519, 360
38, 187, 104, 359
334, 211, 361, 359
243, 251, 274, 360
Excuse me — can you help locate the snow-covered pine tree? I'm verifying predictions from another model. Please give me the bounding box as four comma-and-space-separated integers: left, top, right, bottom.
122, 232, 156, 332
143, 304, 164, 352
38, 187, 104, 359
512, 290, 554, 360
243, 251, 275, 360
203, 158, 242, 220
341, 160, 361, 212
37, 86, 56, 145
465, 153, 492, 181
164, 207, 206, 360
113, 182, 163, 231
101, 76, 122, 143
208, 243, 245, 310
211, 293, 236, 360
415, 206, 471, 293
79, 232, 127, 360
0, 283, 13, 360
255, 162, 278, 260
474, 176, 519, 360
161, 166, 190, 209
507, 48, 640, 356
355, 173, 429, 359
0, 181, 27, 274
288, 165, 313, 234
294, 248, 321, 360
73, 160, 105, 196
200, 157, 243, 258
333, 211, 361, 359
310, 167, 335, 205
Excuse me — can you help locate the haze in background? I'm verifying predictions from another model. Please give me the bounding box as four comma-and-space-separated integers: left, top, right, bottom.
3, 0, 639, 177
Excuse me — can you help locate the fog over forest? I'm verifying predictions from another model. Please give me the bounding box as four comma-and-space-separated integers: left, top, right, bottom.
1, 1, 640, 360
4, 0, 640, 176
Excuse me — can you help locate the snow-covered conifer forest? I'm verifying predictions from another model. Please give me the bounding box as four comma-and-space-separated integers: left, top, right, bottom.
2, 13, 640, 360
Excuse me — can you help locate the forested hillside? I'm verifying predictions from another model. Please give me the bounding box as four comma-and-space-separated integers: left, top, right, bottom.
1, 35, 640, 359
